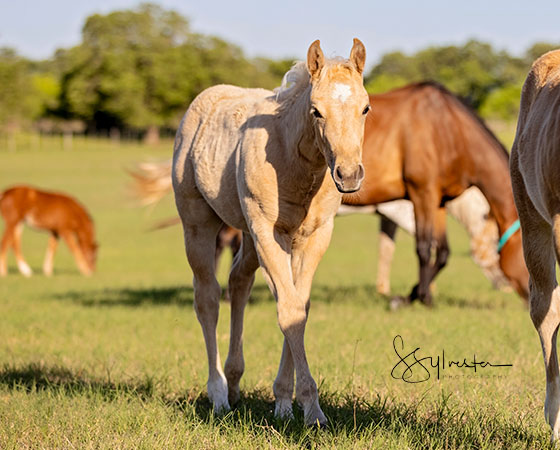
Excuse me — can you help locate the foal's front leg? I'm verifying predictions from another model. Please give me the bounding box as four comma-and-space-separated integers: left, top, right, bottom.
273, 220, 334, 421
0, 224, 15, 276
252, 223, 329, 426
61, 231, 91, 276
12, 223, 32, 277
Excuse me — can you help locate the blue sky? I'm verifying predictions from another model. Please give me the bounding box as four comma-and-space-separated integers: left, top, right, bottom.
1, 0, 559, 70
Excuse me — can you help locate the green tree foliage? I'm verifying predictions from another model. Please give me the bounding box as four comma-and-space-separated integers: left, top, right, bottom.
57, 3, 287, 133
0, 48, 43, 128
365, 40, 529, 113
4, 2, 560, 134
479, 83, 523, 121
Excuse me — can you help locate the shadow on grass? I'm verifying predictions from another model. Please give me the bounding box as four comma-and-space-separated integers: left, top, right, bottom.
0, 362, 155, 401
52, 282, 510, 311
53, 283, 387, 308
54, 285, 196, 307
0, 362, 551, 448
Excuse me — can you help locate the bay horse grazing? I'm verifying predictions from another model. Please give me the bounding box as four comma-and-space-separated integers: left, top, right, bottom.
0, 186, 97, 277
343, 82, 529, 306
510, 49, 560, 440
149, 39, 369, 425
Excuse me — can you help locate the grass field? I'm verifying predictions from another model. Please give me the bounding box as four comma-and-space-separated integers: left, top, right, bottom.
0, 133, 554, 449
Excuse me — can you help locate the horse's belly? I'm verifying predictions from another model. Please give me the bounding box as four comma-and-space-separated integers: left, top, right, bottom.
194, 157, 248, 231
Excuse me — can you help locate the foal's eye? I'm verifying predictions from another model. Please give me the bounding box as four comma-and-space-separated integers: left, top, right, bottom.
362, 104, 371, 115
311, 107, 323, 119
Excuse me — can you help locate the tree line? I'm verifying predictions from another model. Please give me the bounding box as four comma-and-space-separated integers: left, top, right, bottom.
1, 3, 558, 140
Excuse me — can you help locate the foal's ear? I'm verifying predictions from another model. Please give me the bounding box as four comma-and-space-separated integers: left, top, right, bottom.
307, 40, 325, 80
349, 38, 366, 75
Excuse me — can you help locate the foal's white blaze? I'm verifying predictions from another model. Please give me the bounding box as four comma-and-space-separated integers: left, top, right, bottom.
331, 83, 352, 103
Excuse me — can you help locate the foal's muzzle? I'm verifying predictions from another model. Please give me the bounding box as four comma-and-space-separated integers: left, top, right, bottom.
332, 163, 365, 193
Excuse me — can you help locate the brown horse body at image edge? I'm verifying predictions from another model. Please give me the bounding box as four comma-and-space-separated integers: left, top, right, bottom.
510, 49, 560, 440
0, 185, 97, 277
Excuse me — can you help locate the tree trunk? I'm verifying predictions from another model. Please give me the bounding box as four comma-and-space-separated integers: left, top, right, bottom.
143, 125, 159, 146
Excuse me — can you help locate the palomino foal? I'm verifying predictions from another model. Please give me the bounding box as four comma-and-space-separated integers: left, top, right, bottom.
510, 50, 560, 440
171, 39, 369, 425
0, 186, 97, 277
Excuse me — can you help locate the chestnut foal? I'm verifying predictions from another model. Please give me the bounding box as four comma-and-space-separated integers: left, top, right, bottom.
0, 185, 97, 277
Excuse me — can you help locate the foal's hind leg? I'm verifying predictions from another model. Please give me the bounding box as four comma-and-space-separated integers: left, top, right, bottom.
43, 234, 58, 276
179, 201, 229, 412
224, 232, 259, 405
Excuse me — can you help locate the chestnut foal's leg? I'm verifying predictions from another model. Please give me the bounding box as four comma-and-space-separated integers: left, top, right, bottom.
43, 234, 58, 276
0, 223, 16, 276
61, 231, 91, 276
12, 223, 32, 277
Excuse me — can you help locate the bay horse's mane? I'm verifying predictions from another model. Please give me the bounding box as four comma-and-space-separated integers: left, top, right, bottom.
405, 81, 510, 161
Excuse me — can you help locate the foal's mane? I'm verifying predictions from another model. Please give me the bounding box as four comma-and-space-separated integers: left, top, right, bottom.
273, 62, 310, 103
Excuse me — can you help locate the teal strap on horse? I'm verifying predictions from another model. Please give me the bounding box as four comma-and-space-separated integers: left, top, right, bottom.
497, 219, 520, 253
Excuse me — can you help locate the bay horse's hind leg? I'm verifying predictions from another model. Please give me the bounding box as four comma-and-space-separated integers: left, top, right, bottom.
43, 234, 59, 276
408, 207, 449, 305
12, 223, 32, 277
179, 199, 229, 412
224, 231, 259, 406
376, 216, 398, 295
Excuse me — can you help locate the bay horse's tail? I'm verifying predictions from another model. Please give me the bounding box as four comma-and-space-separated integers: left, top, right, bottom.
129, 160, 172, 206
147, 216, 181, 231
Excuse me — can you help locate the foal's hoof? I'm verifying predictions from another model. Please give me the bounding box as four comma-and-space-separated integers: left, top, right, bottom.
303, 403, 327, 427
389, 296, 410, 311
274, 399, 294, 420
227, 386, 240, 406
305, 412, 328, 428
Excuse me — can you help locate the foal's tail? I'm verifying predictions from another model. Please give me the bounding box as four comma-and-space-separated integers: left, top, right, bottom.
129, 160, 173, 206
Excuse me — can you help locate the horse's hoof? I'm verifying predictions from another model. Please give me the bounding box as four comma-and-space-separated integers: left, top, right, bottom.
389, 296, 410, 311
274, 399, 294, 420
305, 413, 328, 428
303, 403, 327, 427
227, 386, 240, 406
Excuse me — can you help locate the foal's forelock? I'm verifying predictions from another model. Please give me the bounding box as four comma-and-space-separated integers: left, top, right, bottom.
273, 58, 359, 104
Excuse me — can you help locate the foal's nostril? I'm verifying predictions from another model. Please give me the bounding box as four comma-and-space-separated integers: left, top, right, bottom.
356, 164, 365, 181
335, 166, 344, 182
